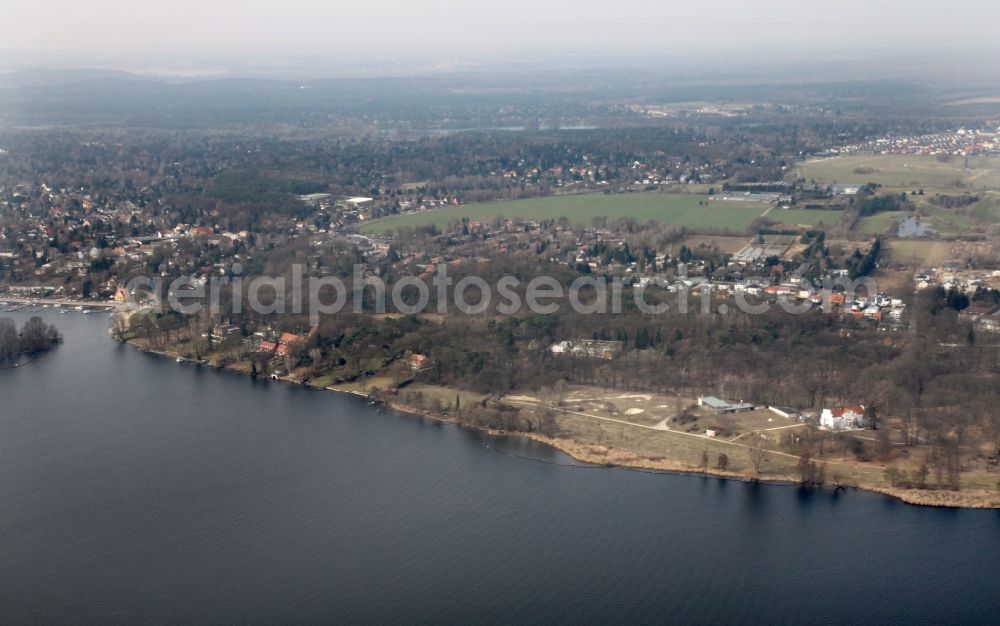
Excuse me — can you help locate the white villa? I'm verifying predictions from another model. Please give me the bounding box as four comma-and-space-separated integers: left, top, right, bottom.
820, 405, 865, 431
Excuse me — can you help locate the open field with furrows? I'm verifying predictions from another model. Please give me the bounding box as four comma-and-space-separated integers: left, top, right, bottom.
766, 208, 843, 227
680, 235, 752, 254
800, 155, 1000, 190
359, 193, 768, 234
884, 241, 957, 267
883, 241, 1000, 269
885, 239, 998, 267
869, 268, 915, 295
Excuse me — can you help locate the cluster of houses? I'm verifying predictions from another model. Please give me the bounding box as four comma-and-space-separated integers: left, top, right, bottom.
915, 267, 1000, 294
831, 127, 1000, 157
375, 218, 908, 328
0, 216, 251, 296
298, 193, 459, 225
384, 216, 915, 327
253, 325, 319, 358
917, 266, 1000, 333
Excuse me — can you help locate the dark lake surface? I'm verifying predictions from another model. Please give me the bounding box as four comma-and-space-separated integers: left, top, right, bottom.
1, 310, 998, 625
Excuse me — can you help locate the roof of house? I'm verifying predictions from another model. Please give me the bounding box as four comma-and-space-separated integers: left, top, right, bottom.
961, 303, 999, 318
702, 396, 755, 411
829, 404, 865, 417
701, 396, 730, 410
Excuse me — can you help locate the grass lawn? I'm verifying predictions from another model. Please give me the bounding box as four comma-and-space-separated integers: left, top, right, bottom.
856, 205, 976, 236
916, 203, 976, 235
307, 373, 337, 388
404, 383, 487, 411
766, 208, 843, 226
360, 192, 767, 234
856, 211, 907, 235
969, 191, 1000, 222
800, 155, 1000, 190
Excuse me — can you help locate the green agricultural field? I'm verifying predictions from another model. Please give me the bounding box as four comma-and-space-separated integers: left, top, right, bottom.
799, 155, 1000, 190
359, 193, 767, 234
765, 208, 842, 226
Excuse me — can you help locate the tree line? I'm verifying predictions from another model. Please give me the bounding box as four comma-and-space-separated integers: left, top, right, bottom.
0, 317, 61, 363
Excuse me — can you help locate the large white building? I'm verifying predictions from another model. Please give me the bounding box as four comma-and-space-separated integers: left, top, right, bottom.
820, 405, 865, 430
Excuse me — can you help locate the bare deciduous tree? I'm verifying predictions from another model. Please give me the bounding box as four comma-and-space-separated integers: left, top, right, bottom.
746, 432, 768, 478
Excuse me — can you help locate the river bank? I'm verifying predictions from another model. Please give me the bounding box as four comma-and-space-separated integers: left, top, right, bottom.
123, 336, 1000, 509
0, 353, 44, 371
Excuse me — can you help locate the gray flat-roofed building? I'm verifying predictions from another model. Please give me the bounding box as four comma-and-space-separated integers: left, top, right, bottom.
698, 396, 755, 413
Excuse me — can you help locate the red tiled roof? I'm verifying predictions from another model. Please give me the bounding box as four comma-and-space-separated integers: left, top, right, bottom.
831, 405, 864, 417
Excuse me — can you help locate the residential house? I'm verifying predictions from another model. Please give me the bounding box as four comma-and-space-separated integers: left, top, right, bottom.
276, 332, 305, 357
210, 324, 241, 344
550, 339, 623, 360
820, 405, 865, 430
408, 353, 431, 372
258, 340, 279, 354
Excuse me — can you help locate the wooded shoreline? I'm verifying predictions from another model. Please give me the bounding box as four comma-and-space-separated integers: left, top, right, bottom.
126, 337, 1000, 510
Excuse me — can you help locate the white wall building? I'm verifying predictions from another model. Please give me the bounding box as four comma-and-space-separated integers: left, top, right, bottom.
820, 405, 865, 430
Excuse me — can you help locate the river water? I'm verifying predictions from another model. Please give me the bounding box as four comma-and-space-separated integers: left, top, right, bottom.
0, 310, 998, 624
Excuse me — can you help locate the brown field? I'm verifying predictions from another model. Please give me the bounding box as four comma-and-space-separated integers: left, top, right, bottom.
869, 269, 913, 295
505, 386, 808, 475
884, 240, 956, 266
681, 235, 750, 254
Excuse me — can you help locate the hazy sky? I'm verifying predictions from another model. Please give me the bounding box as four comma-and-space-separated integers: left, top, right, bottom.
5, 0, 1000, 67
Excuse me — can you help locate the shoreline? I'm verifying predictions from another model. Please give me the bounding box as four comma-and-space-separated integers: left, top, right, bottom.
126, 339, 1000, 510
0, 353, 46, 372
